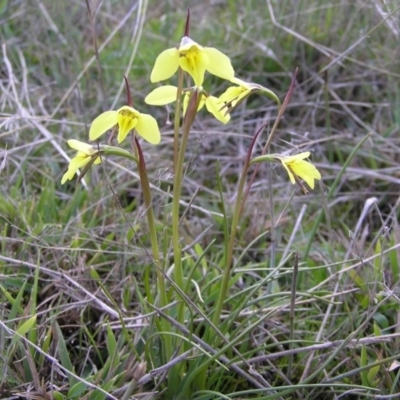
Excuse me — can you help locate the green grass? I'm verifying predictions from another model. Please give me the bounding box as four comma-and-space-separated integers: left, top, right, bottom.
1, 0, 400, 399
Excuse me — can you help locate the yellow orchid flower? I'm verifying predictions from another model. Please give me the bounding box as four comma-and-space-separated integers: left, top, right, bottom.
61, 139, 101, 184
251, 152, 321, 192
218, 77, 280, 114
150, 36, 234, 87
89, 105, 161, 144
278, 152, 321, 190
145, 85, 230, 124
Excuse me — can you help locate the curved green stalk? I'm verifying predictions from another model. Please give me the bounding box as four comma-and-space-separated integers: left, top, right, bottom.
100, 145, 139, 163
210, 124, 273, 332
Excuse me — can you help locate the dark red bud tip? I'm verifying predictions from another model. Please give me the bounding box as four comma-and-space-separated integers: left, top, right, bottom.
184, 9, 190, 37
123, 75, 133, 106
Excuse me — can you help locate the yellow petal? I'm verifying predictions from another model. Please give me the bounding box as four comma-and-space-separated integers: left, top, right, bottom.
89, 111, 118, 141
218, 86, 240, 104
117, 112, 137, 143
183, 91, 205, 116
69, 154, 92, 170
203, 47, 234, 81
135, 113, 161, 144
235, 89, 251, 107
67, 139, 94, 154
61, 169, 75, 184
197, 94, 206, 111
145, 86, 178, 105
150, 48, 180, 83
291, 161, 321, 189
230, 76, 249, 87
179, 50, 208, 87
281, 162, 296, 184
285, 152, 310, 163
183, 92, 189, 115
205, 96, 230, 124
219, 86, 248, 107
61, 155, 91, 184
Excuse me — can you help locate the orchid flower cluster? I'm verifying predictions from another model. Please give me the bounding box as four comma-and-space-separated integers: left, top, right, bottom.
60, 16, 322, 390
62, 36, 321, 190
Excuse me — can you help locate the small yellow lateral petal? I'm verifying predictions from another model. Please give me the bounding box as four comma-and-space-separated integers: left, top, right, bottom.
291, 161, 321, 189
89, 111, 118, 141
150, 48, 180, 83
236, 89, 251, 106
145, 86, 178, 105
219, 86, 249, 108
183, 92, 205, 116
203, 47, 234, 81
135, 113, 161, 144
218, 86, 241, 104
183, 92, 189, 116
295, 161, 321, 179
205, 96, 230, 124
197, 94, 206, 111
61, 169, 75, 184
61, 155, 91, 184
69, 154, 92, 170
281, 162, 296, 184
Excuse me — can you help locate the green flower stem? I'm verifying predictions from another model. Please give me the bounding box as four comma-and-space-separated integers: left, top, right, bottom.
169, 67, 185, 331
170, 90, 201, 346
173, 68, 184, 174
139, 167, 165, 298
171, 92, 197, 325
134, 139, 172, 364
168, 81, 199, 393
209, 152, 275, 335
